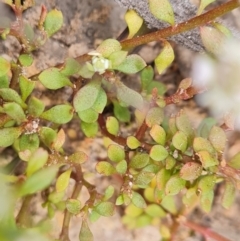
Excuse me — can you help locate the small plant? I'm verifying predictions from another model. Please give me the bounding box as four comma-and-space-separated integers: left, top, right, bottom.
0, 0, 240, 241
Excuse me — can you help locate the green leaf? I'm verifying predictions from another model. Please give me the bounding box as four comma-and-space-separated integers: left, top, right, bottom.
200, 191, 214, 213
212, 22, 232, 37
155, 40, 174, 74
150, 145, 168, 161
172, 131, 188, 152
18, 54, 33, 67
141, 66, 154, 91
26, 148, 48, 176
200, 26, 226, 55
193, 137, 216, 155
106, 116, 119, 136
89, 210, 101, 223
66, 199, 81, 215
19, 75, 35, 102
125, 203, 143, 218
116, 80, 143, 110
147, 81, 167, 95
149, 0, 175, 25
116, 194, 124, 205
197, 117, 217, 138
60, 58, 81, 76
0, 74, 9, 88
198, 175, 216, 194
81, 121, 98, 137
103, 185, 115, 201
115, 54, 146, 74
108, 51, 128, 68
52, 128, 65, 151
96, 161, 116, 176
19, 133, 39, 152
91, 88, 107, 113
161, 196, 177, 214
39, 127, 57, 147
96, 39, 121, 58
43, 9, 63, 37
145, 204, 166, 218
79, 220, 93, 241
19, 165, 58, 196
209, 126, 226, 153
40, 104, 73, 124
129, 153, 149, 169
78, 108, 98, 123
196, 151, 218, 168
107, 144, 125, 162
113, 101, 130, 123
73, 79, 101, 112
56, 169, 72, 192
39, 68, 72, 90
3, 102, 26, 124
0, 57, 10, 78
176, 110, 194, 139
94, 201, 115, 217
156, 168, 171, 190
124, 10, 143, 38
0, 127, 22, 147
48, 191, 65, 204
197, 0, 216, 15
132, 191, 147, 208
116, 160, 127, 174
221, 181, 235, 209
127, 136, 141, 149
228, 152, 240, 169
165, 175, 186, 195
135, 171, 155, 186
0, 88, 27, 109
180, 162, 202, 181
68, 151, 88, 164
165, 155, 176, 170
150, 125, 166, 145
28, 96, 45, 117
146, 107, 164, 127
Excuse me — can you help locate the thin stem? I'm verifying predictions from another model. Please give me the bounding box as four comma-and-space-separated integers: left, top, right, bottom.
120, 0, 240, 49
60, 165, 83, 241
180, 218, 232, 241
16, 195, 33, 227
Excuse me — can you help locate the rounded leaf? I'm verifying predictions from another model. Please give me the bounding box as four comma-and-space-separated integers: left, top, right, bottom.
129, 153, 149, 169
172, 131, 188, 152
113, 101, 131, 122
180, 162, 202, 181
116, 160, 127, 174
198, 175, 216, 194
103, 185, 115, 201
60, 58, 81, 76
124, 10, 143, 39
96, 161, 115, 176
155, 40, 174, 74
26, 148, 48, 177
106, 116, 119, 136
115, 54, 146, 74
228, 152, 240, 169
196, 151, 218, 168
146, 107, 164, 127
0, 57, 10, 77
176, 110, 194, 138
165, 175, 186, 195
3, 102, 26, 124
150, 125, 166, 145
56, 169, 72, 192
145, 204, 166, 218
68, 151, 88, 164
96, 39, 121, 58
156, 168, 171, 190
107, 144, 125, 162
149, 0, 175, 25
79, 220, 93, 241
221, 181, 235, 209
0, 127, 22, 147
135, 171, 155, 186
19, 75, 35, 101
81, 121, 98, 137
132, 191, 147, 208
73, 79, 101, 112
40, 104, 74, 124
66, 199, 81, 215
43, 9, 63, 37
78, 108, 98, 123
150, 145, 168, 161
200, 191, 214, 213
18, 54, 33, 67
28, 97, 45, 117
140, 66, 154, 91
209, 126, 226, 153
127, 136, 141, 149
94, 201, 115, 217
19, 133, 39, 153
39, 68, 72, 90
193, 137, 216, 155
